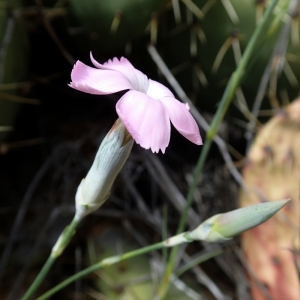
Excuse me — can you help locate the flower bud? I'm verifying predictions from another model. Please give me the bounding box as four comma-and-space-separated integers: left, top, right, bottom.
75, 119, 134, 219
188, 199, 289, 242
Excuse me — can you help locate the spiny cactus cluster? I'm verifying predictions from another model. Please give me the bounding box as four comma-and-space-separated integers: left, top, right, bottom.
239, 98, 300, 300
69, 0, 170, 52
65, 1, 300, 112
160, 0, 300, 111
3, 1, 299, 125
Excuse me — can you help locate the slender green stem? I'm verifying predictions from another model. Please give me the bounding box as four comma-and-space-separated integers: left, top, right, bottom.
175, 248, 223, 277
36, 239, 223, 299
21, 256, 56, 300
36, 241, 165, 300
162, 204, 168, 266
157, 141, 211, 298
157, 0, 281, 298
21, 216, 81, 300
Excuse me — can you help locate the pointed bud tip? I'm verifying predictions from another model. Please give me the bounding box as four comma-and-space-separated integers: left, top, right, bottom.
189, 199, 289, 243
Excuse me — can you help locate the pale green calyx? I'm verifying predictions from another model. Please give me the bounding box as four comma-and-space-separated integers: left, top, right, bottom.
75, 119, 134, 220
51, 225, 76, 257
188, 199, 289, 242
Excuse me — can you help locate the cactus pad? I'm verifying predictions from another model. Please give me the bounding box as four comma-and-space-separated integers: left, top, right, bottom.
239, 99, 300, 300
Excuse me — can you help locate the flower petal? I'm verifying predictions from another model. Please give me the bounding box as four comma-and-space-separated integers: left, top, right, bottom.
90, 54, 135, 71
116, 91, 170, 153
90, 53, 148, 93
147, 79, 175, 99
69, 60, 133, 95
159, 97, 202, 145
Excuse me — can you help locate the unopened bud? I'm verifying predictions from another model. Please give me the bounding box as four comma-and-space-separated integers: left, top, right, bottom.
75, 119, 134, 219
188, 199, 289, 242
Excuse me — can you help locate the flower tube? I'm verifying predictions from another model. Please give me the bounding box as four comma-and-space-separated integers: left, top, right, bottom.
75, 119, 133, 219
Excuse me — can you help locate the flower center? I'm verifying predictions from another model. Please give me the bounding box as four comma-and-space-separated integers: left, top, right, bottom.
133, 70, 149, 94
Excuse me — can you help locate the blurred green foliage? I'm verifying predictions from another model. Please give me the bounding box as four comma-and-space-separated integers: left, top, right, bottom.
0, 0, 29, 140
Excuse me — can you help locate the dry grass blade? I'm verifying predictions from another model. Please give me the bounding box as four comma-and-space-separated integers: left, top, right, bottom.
147, 45, 245, 189
0, 10, 19, 84
143, 152, 200, 228
172, 0, 182, 24
181, 252, 227, 300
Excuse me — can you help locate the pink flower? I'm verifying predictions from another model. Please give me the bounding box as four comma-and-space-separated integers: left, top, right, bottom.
69, 54, 202, 153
